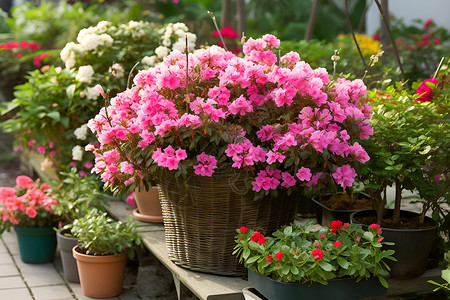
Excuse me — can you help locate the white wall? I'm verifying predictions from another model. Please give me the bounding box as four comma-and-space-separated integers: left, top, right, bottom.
366, 0, 450, 35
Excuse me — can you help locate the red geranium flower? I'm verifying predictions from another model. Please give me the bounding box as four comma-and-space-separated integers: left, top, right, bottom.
330, 220, 343, 233
250, 232, 267, 245
275, 252, 284, 260
266, 254, 272, 262
239, 226, 248, 233
312, 248, 324, 261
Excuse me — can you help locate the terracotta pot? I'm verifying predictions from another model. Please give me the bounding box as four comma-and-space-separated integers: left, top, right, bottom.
72, 246, 127, 298
132, 186, 163, 223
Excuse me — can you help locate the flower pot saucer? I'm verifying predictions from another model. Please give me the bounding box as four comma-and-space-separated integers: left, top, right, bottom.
132, 208, 163, 223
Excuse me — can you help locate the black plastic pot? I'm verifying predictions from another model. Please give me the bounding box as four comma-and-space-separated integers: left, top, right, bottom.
350, 209, 437, 279
312, 192, 370, 227
56, 228, 80, 283
248, 269, 386, 300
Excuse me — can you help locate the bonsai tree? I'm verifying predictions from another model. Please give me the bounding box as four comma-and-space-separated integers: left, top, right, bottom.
358, 80, 449, 226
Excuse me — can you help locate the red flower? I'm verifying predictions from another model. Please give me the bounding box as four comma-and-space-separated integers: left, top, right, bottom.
16, 53, 23, 58
275, 252, 284, 260
333, 241, 343, 247
312, 248, 324, 262
330, 220, 343, 233
416, 78, 438, 102
214, 26, 239, 39
314, 242, 321, 247
266, 254, 272, 263
369, 224, 380, 230
434, 40, 441, 45
239, 226, 248, 233
250, 232, 267, 245
424, 18, 433, 30
372, 33, 380, 41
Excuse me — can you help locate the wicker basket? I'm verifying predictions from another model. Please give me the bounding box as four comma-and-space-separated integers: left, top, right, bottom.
158, 166, 298, 276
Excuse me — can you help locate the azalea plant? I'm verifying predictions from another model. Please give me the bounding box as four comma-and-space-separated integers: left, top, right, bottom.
0, 175, 59, 234
233, 220, 395, 287
88, 34, 373, 198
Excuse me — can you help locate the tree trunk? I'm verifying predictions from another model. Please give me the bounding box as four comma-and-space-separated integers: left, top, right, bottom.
392, 179, 402, 225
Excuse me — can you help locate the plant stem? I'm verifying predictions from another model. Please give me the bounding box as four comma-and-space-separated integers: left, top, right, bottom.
127, 61, 140, 89
432, 57, 445, 80
208, 11, 228, 51
185, 35, 190, 114
373, 0, 405, 81
344, 0, 366, 68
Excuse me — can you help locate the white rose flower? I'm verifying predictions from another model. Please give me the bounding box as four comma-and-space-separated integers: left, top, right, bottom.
98, 34, 114, 46
74, 124, 89, 140
173, 22, 188, 31
80, 34, 101, 51
77, 27, 98, 44
86, 86, 100, 100
186, 33, 197, 51
76, 65, 95, 83
155, 46, 170, 58
141, 56, 157, 67
162, 38, 171, 47
72, 145, 84, 161
174, 29, 186, 38
109, 63, 125, 78
60, 42, 80, 69
96, 21, 111, 31
172, 40, 185, 52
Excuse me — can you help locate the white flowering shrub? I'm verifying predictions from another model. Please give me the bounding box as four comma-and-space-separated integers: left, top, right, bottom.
2, 20, 197, 177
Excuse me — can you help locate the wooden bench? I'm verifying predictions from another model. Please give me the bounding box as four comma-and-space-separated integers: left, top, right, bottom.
105, 200, 445, 300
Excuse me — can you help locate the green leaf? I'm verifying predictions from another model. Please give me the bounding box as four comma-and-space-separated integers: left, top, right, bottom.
283, 226, 292, 235
337, 257, 350, 269
246, 256, 259, 264
319, 261, 333, 272
442, 269, 450, 283
243, 248, 250, 259
363, 231, 374, 241
46, 111, 60, 121
66, 84, 76, 99
378, 275, 389, 288
419, 145, 431, 155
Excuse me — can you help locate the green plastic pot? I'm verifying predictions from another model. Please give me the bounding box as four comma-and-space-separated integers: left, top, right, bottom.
14, 226, 57, 264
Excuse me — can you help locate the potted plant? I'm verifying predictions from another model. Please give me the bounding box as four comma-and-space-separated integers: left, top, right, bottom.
0, 20, 197, 176
52, 168, 107, 283
0, 175, 60, 263
311, 184, 372, 227
354, 79, 450, 279
234, 220, 395, 300
130, 185, 163, 223
70, 208, 142, 298
87, 34, 374, 275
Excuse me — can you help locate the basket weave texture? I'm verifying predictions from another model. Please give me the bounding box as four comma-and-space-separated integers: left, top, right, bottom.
159, 166, 298, 276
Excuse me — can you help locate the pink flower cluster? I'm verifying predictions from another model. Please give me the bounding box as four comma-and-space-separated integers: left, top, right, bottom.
0, 176, 58, 229
87, 34, 372, 193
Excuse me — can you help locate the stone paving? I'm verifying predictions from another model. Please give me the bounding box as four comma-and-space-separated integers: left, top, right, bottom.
0, 228, 142, 300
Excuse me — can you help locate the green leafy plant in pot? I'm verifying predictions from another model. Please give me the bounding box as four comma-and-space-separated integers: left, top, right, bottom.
234, 220, 395, 300
52, 168, 108, 282
355, 80, 449, 278
70, 208, 142, 298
